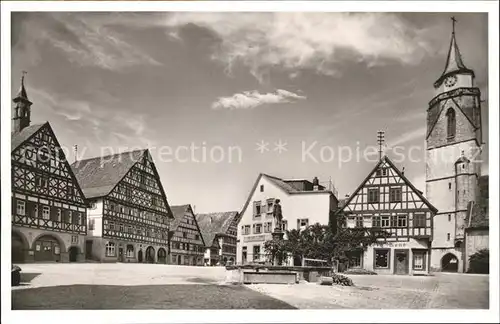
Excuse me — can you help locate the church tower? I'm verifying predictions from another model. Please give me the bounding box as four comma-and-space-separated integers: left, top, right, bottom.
12, 72, 32, 133
426, 18, 483, 272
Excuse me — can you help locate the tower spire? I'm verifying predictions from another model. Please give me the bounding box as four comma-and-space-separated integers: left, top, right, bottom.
434, 16, 474, 88
12, 71, 33, 133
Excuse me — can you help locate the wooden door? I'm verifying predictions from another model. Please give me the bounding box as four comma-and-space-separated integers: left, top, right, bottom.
394, 250, 409, 275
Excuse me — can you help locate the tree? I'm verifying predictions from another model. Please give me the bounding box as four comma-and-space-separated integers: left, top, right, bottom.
468, 249, 489, 274
263, 238, 288, 266
263, 212, 390, 268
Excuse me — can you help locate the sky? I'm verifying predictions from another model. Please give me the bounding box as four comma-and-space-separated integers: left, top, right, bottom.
11, 12, 489, 213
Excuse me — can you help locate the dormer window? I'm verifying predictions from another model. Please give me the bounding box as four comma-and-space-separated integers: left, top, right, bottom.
446, 108, 456, 139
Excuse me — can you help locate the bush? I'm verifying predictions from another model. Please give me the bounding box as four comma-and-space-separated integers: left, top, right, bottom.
468, 249, 489, 274
344, 268, 377, 275
332, 273, 354, 286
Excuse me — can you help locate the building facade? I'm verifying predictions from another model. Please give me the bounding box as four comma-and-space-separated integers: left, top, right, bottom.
339, 156, 437, 275
196, 211, 239, 266
11, 76, 88, 263
170, 205, 206, 266
236, 174, 338, 265
72, 149, 174, 263
425, 21, 488, 272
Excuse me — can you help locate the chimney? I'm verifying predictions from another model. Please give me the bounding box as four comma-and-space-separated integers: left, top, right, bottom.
313, 176, 319, 191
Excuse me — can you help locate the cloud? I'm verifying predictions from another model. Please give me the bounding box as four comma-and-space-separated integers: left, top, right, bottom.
28, 86, 156, 149
211, 89, 306, 110
13, 13, 161, 70
387, 126, 426, 147
165, 13, 433, 81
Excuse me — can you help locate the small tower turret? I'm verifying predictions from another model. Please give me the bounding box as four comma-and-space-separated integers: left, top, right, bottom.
12, 71, 32, 133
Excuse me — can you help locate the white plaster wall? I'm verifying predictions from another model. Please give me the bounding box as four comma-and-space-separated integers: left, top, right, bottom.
87, 199, 103, 237
236, 175, 333, 264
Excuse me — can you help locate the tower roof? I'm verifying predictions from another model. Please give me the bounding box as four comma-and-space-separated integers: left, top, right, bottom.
13, 72, 31, 103
434, 17, 474, 88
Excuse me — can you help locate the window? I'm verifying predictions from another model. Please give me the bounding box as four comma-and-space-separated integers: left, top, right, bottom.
448, 182, 452, 190
56, 208, 62, 222
119, 223, 124, 232
253, 201, 262, 216
128, 225, 133, 233
89, 218, 95, 230
260, 185, 264, 192
16, 200, 26, 216
264, 222, 273, 233
109, 222, 115, 230
397, 215, 407, 227
105, 242, 116, 256
413, 252, 425, 270
281, 220, 288, 231
355, 216, 363, 228
126, 245, 134, 258
32, 204, 38, 218
71, 235, 78, 244
389, 187, 402, 202
195, 234, 199, 240
374, 249, 390, 268
253, 245, 260, 261
446, 108, 456, 139
414, 213, 426, 228
183, 232, 187, 238
390, 215, 397, 227
42, 206, 50, 220
368, 189, 379, 203
447, 233, 451, 241
67, 211, 73, 224
376, 168, 388, 176
254, 223, 262, 234
298, 218, 309, 229
243, 225, 251, 235
349, 252, 362, 268
381, 216, 390, 228
77, 212, 83, 225
372, 216, 381, 228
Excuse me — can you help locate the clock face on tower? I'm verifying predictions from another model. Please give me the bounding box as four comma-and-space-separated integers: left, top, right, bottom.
444, 75, 458, 87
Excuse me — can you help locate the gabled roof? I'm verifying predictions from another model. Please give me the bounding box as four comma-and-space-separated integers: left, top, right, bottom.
196, 211, 239, 247
170, 204, 190, 231
11, 122, 46, 152
337, 155, 438, 214
71, 149, 146, 198
239, 173, 335, 217
170, 204, 206, 246
466, 175, 489, 229
434, 24, 474, 88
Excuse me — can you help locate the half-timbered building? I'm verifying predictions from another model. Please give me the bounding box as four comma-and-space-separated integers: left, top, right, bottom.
338, 156, 437, 275
71, 149, 174, 263
169, 205, 206, 266
196, 212, 239, 266
11, 76, 88, 263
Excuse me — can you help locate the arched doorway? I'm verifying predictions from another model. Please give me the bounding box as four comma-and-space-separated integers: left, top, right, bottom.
69, 246, 79, 262
157, 248, 167, 264
12, 232, 26, 263
138, 250, 143, 263
33, 235, 62, 262
145, 246, 155, 263
441, 253, 459, 272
